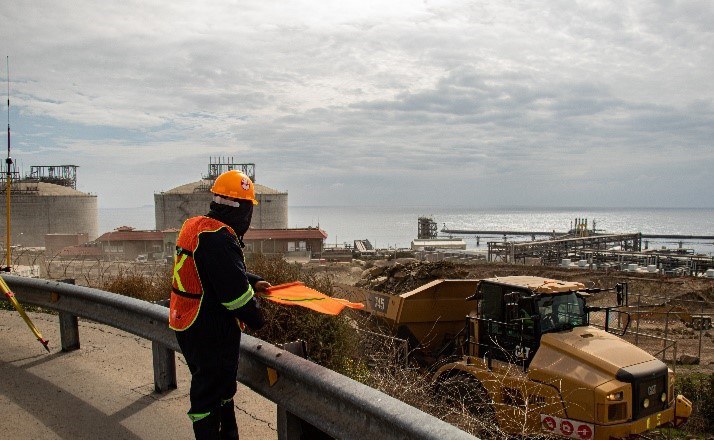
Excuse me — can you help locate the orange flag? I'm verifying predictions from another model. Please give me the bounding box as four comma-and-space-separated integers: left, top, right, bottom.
259, 282, 365, 316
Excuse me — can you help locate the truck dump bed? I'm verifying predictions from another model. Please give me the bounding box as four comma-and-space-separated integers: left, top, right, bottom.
367, 279, 479, 355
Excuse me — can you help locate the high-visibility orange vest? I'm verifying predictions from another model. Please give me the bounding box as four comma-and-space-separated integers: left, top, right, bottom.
169, 216, 237, 331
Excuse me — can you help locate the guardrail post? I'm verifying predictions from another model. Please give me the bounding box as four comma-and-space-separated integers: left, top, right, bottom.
56, 279, 80, 351
152, 341, 177, 393
59, 312, 80, 351
276, 340, 333, 440
277, 411, 305, 440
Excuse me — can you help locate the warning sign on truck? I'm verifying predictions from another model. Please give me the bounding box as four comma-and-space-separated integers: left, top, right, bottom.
540, 414, 594, 440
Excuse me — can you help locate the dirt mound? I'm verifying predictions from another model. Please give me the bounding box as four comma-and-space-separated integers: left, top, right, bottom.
352, 259, 714, 298
356, 260, 470, 293
354, 259, 611, 294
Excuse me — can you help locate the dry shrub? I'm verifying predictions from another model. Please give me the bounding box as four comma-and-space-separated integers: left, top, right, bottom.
99, 267, 172, 302
676, 373, 714, 434
247, 254, 360, 373
355, 333, 552, 439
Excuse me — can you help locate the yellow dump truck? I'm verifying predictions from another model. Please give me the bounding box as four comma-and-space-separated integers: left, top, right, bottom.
366, 276, 692, 440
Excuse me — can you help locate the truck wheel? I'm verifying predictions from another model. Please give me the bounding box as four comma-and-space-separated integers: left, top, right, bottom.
437, 373, 494, 417
438, 374, 504, 438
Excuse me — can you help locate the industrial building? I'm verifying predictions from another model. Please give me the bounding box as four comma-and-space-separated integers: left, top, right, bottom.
154, 159, 288, 230
53, 227, 176, 262
45, 233, 90, 257
95, 227, 165, 261
0, 165, 98, 248
55, 243, 103, 260
242, 227, 328, 258
411, 238, 467, 251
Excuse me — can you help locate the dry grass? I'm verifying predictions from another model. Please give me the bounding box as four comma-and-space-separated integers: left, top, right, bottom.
246, 254, 361, 373
98, 267, 172, 302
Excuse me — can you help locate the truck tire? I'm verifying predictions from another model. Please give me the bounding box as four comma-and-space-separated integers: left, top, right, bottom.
437, 373, 494, 417
437, 373, 506, 438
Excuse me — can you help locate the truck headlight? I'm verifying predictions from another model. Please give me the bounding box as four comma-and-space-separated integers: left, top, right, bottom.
661, 392, 667, 403
643, 398, 650, 409
607, 391, 624, 401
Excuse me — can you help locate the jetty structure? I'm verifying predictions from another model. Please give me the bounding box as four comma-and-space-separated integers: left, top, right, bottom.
411, 216, 465, 250
442, 218, 714, 275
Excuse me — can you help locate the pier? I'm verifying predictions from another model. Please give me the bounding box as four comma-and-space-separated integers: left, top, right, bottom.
441, 228, 714, 241
438, 223, 714, 274
479, 232, 714, 275
486, 233, 642, 264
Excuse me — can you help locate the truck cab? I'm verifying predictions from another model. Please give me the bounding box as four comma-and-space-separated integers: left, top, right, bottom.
471, 276, 590, 366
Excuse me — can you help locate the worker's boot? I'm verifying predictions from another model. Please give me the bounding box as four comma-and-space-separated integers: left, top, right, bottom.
192, 411, 220, 440
219, 399, 239, 440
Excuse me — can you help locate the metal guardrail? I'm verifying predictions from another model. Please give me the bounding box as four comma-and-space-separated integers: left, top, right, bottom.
2, 275, 476, 440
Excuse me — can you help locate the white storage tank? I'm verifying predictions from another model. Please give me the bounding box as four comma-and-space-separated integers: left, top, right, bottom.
0, 181, 98, 247
561, 258, 572, 268
154, 161, 288, 231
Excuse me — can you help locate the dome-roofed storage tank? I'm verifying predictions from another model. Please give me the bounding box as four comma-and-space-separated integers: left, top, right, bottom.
154, 159, 288, 231
0, 165, 98, 248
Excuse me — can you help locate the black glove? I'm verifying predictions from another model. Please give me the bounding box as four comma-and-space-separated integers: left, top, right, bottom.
233, 297, 265, 331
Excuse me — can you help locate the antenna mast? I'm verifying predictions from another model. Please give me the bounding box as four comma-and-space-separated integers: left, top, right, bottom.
5, 56, 11, 271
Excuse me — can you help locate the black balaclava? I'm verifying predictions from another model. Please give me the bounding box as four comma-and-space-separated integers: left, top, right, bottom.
206, 200, 254, 238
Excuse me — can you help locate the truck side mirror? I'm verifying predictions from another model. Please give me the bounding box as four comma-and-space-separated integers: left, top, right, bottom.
506, 303, 519, 322
505, 292, 519, 322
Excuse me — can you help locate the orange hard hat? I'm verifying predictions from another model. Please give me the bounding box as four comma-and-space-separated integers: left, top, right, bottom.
210, 170, 259, 205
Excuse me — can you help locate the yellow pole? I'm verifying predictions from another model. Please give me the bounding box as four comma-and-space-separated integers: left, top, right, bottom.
0, 275, 50, 352
5, 56, 11, 270
5, 160, 10, 269
1, 58, 47, 352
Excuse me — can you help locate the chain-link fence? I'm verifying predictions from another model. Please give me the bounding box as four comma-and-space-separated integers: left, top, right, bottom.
588, 288, 712, 370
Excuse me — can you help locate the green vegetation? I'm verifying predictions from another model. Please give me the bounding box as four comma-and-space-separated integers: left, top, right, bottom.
675, 372, 714, 435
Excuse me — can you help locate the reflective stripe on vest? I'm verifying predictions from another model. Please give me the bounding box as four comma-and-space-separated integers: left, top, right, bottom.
222, 284, 255, 311
169, 216, 237, 331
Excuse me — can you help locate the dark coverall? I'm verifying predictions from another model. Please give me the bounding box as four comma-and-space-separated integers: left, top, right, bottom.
175, 203, 265, 440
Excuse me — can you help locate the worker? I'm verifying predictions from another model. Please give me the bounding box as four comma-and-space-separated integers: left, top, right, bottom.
169, 170, 269, 440
519, 307, 535, 333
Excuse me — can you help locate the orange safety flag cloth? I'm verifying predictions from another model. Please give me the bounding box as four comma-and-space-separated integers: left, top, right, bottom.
260, 282, 365, 316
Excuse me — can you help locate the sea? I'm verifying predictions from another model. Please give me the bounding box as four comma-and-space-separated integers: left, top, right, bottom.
99, 206, 714, 256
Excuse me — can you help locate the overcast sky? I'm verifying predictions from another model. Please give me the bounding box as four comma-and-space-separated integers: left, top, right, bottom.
1, 1, 712, 209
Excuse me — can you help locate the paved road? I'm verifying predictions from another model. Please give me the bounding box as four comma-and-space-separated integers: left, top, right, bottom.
0, 310, 277, 439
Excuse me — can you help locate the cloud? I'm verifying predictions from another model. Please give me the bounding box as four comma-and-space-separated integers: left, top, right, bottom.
0, 0, 712, 209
